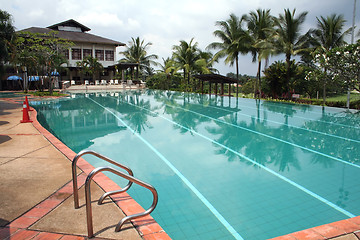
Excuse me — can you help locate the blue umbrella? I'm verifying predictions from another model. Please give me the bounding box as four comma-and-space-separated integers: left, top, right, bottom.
7, 75, 23, 81
29, 76, 40, 81
51, 71, 60, 76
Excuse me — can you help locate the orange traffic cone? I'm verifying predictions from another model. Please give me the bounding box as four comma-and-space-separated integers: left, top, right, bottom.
25, 96, 33, 111
20, 101, 33, 123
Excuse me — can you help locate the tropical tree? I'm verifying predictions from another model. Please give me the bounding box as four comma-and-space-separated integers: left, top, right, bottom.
273, 8, 308, 95
308, 14, 350, 104
77, 56, 103, 83
244, 8, 274, 97
309, 14, 350, 51
172, 38, 200, 84
157, 57, 180, 89
12, 31, 72, 93
120, 37, 158, 79
207, 13, 251, 97
0, 10, 15, 90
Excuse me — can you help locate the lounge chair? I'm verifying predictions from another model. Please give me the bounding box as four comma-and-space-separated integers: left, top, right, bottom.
114, 79, 119, 85
71, 80, 76, 85
110, 79, 114, 85
95, 80, 100, 85
85, 80, 89, 85
101, 80, 107, 85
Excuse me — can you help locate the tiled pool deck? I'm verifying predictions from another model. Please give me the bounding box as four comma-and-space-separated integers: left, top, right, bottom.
1, 94, 360, 240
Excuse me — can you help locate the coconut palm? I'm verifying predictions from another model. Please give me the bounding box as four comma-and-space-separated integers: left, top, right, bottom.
308, 14, 351, 105
245, 8, 274, 97
77, 56, 103, 83
207, 13, 251, 97
172, 38, 210, 88
120, 37, 158, 79
310, 14, 350, 51
273, 8, 308, 94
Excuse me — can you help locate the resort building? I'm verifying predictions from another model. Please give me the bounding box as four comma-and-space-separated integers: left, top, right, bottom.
18, 19, 132, 86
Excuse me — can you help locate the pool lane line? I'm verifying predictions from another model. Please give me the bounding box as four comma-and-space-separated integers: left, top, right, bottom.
88, 97, 244, 240
111, 96, 356, 218
193, 95, 360, 130
124, 95, 360, 170
229, 98, 360, 130
186, 101, 360, 144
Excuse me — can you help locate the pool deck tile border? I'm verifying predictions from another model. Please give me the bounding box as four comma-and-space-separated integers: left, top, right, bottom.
270, 216, 360, 240
3, 104, 171, 240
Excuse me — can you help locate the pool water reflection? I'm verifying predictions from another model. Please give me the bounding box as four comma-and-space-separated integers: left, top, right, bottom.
34, 90, 360, 240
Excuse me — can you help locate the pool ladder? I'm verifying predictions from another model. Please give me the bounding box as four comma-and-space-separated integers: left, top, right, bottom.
72, 150, 158, 238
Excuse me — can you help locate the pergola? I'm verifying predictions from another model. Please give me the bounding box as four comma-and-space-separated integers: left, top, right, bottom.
109, 62, 140, 82
193, 74, 238, 97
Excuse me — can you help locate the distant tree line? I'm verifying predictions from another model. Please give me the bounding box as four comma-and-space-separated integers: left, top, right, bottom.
1, 8, 359, 103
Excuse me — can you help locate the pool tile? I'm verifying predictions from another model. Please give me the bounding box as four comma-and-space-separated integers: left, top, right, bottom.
0, 227, 20, 239
290, 229, 326, 239
36, 199, 62, 209
59, 235, 85, 240
312, 224, 346, 238
8, 216, 39, 228
142, 232, 172, 240
32, 232, 63, 240
348, 216, 360, 226
269, 234, 297, 240
24, 207, 50, 218
330, 220, 360, 234
8, 229, 39, 240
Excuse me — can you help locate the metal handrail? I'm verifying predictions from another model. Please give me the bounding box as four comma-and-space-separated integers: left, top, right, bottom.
85, 166, 158, 238
72, 150, 134, 209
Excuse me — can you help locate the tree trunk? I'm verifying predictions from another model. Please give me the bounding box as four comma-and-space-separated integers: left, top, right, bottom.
286, 54, 291, 96
323, 67, 327, 106
236, 55, 239, 98
256, 59, 262, 99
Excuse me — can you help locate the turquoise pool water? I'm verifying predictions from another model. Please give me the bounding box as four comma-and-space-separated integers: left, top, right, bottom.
33, 90, 360, 240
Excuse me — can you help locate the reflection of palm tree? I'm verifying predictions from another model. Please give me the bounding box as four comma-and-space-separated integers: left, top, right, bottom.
303, 112, 360, 165
94, 92, 154, 135
206, 109, 301, 172
262, 101, 297, 125
124, 95, 153, 134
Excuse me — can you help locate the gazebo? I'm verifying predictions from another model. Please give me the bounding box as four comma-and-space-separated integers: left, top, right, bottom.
109, 62, 140, 83
193, 74, 239, 97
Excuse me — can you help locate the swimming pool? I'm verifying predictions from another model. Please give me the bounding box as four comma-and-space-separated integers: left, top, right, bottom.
33, 90, 360, 240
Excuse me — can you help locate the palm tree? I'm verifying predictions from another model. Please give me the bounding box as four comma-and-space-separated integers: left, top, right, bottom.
273, 8, 308, 94
207, 13, 251, 97
308, 14, 350, 104
172, 38, 200, 85
310, 14, 350, 51
120, 37, 158, 79
77, 56, 103, 83
245, 9, 274, 97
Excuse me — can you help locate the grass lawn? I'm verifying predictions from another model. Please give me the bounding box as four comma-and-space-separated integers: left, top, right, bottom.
326, 92, 360, 102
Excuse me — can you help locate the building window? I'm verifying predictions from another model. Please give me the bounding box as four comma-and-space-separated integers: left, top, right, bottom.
72, 48, 82, 60
83, 49, 92, 58
62, 49, 69, 59
95, 50, 104, 61
105, 50, 114, 61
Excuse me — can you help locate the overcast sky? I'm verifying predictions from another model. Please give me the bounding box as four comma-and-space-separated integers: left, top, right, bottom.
2, 0, 359, 76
